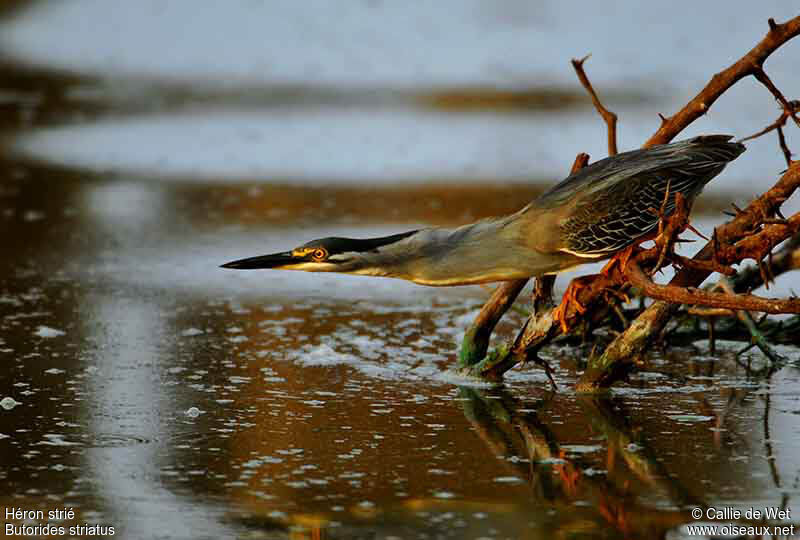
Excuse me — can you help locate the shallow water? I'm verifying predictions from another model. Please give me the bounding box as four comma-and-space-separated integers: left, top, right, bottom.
2, 2, 800, 539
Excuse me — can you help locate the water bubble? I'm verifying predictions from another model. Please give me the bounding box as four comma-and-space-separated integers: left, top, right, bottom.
1, 397, 21, 410
34, 326, 65, 338
493, 476, 524, 484
185, 407, 203, 417
181, 328, 204, 337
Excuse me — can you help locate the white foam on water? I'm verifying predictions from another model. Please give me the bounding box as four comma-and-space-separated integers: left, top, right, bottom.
34, 325, 66, 338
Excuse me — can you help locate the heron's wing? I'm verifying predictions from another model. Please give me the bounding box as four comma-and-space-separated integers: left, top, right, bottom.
539, 136, 744, 258
559, 169, 695, 257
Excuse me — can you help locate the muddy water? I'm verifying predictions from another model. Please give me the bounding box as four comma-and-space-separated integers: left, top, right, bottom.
2, 2, 800, 539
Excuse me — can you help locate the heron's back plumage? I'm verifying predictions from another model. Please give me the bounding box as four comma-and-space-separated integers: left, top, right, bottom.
529, 135, 745, 258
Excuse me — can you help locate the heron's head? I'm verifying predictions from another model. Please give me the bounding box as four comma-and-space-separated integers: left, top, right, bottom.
220, 230, 419, 275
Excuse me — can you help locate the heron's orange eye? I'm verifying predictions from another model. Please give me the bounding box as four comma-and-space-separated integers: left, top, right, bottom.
311, 248, 328, 261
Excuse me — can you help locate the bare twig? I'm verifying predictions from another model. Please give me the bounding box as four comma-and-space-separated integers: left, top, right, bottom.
572, 55, 618, 155
739, 100, 799, 166
778, 125, 793, 165
739, 101, 800, 142
751, 67, 800, 127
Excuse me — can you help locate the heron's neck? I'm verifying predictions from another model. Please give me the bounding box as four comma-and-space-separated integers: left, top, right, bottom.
355, 219, 534, 285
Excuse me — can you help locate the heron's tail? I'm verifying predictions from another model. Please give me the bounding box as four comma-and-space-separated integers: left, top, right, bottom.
675, 135, 746, 176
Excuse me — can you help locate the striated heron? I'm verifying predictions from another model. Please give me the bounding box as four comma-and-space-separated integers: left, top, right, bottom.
222, 135, 744, 286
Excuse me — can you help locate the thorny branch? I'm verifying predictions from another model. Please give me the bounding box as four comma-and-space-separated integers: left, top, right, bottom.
624, 258, 800, 315
572, 17, 800, 389
464, 15, 800, 389
644, 16, 800, 148
578, 160, 800, 390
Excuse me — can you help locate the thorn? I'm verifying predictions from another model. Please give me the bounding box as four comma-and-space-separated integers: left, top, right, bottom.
775, 207, 786, 220
686, 222, 709, 240
768, 18, 778, 32
572, 53, 591, 67
722, 210, 736, 218
658, 113, 669, 125
731, 202, 745, 215
661, 179, 672, 213
758, 259, 771, 290
711, 229, 721, 264
767, 251, 776, 283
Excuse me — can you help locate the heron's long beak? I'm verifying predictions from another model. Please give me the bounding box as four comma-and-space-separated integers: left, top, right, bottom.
220, 251, 298, 269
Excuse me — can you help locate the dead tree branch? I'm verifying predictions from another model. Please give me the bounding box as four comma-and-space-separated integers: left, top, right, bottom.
645, 16, 800, 147
624, 259, 800, 314
568, 16, 800, 390
580, 160, 800, 390
572, 55, 618, 155
461, 15, 800, 387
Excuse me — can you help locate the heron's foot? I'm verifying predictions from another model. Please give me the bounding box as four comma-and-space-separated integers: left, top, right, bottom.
600, 245, 636, 277
553, 277, 592, 333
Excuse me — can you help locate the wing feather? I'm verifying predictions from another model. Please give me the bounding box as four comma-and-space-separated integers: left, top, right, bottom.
551, 136, 744, 258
